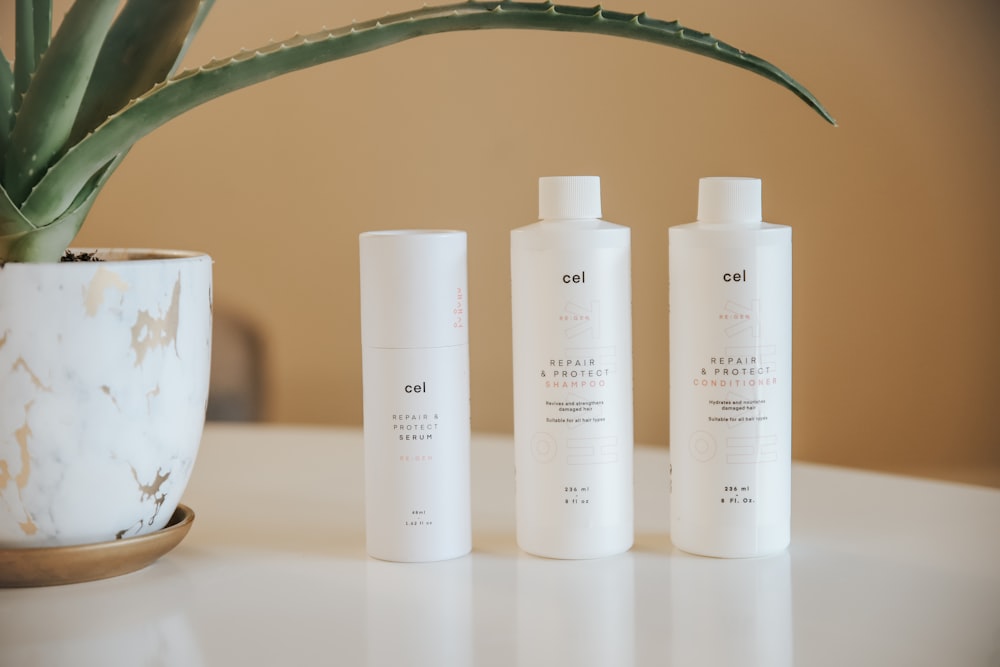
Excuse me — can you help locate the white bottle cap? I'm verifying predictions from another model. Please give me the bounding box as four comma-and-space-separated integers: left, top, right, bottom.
359, 230, 468, 349
538, 176, 602, 220
697, 177, 762, 224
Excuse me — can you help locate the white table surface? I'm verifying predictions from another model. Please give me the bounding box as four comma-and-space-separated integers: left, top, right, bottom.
1, 423, 998, 666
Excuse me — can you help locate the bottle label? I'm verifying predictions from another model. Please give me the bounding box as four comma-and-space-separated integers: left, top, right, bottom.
512, 244, 633, 531
362, 344, 470, 560
669, 232, 791, 549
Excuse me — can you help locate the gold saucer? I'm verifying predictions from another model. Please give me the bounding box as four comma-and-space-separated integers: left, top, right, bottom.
0, 504, 194, 588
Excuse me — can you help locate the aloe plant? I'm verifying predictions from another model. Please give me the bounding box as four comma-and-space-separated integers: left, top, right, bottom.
0, 0, 834, 264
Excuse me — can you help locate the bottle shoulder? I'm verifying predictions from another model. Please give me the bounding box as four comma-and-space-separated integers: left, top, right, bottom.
512, 219, 630, 250
669, 221, 791, 247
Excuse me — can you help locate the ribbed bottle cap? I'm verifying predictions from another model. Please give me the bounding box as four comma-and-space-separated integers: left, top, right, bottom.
697, 177, 762, 224
359, 230, 468, 349
538, 176, 602, 220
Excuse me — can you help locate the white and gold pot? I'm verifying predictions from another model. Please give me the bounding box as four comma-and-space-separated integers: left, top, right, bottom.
0, 249, 212, 547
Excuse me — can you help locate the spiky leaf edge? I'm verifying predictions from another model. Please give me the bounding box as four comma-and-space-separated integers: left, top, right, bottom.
2, 0, 213, 259
69, 0, 207, 148
14, 1, 836, 262
3, 0, 119, 204
13, 0, 52, 112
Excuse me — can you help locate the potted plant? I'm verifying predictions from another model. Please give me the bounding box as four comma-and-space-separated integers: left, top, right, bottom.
0, 0, 833, 553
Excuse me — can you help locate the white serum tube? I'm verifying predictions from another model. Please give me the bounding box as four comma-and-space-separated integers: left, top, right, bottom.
511, 176, 634, 559
359, 230, 471, 562
669, 177, 792, 558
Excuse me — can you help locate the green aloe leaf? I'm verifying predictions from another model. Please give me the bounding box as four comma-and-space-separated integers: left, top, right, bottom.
0, 50, 13, 171
22, 2, 835, 227
12, 0, 52, 114
3, 0, 118, 205
0, 182, 34, 237
172, 0, 217, 77
70, 0, 206, 147
0, 199, 89, 264
0, 156, 121, 262
34, 0, 52, 57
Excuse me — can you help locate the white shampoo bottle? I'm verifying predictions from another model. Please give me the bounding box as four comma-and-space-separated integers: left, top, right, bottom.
669, 177, 792, 558
359, 230, 471, 562
511, 176, 634, 559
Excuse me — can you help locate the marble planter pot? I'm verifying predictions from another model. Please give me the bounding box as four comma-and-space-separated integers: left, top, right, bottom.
0, 249, 212, 547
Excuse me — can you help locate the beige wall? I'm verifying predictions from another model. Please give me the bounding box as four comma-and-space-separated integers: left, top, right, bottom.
35, 1, 1000, 484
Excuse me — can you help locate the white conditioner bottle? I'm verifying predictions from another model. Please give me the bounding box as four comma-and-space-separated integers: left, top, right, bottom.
669, 177, 792, 558
511, 176, 634, 559
359, 230, 471, 562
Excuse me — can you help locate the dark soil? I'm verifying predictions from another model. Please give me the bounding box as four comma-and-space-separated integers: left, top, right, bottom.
61, 250, 103, 262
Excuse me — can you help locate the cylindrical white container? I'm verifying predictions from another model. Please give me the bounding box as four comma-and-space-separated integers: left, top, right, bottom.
669, 177, 792, 558
511, 176, 634, 559
359, 230, 471, 562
